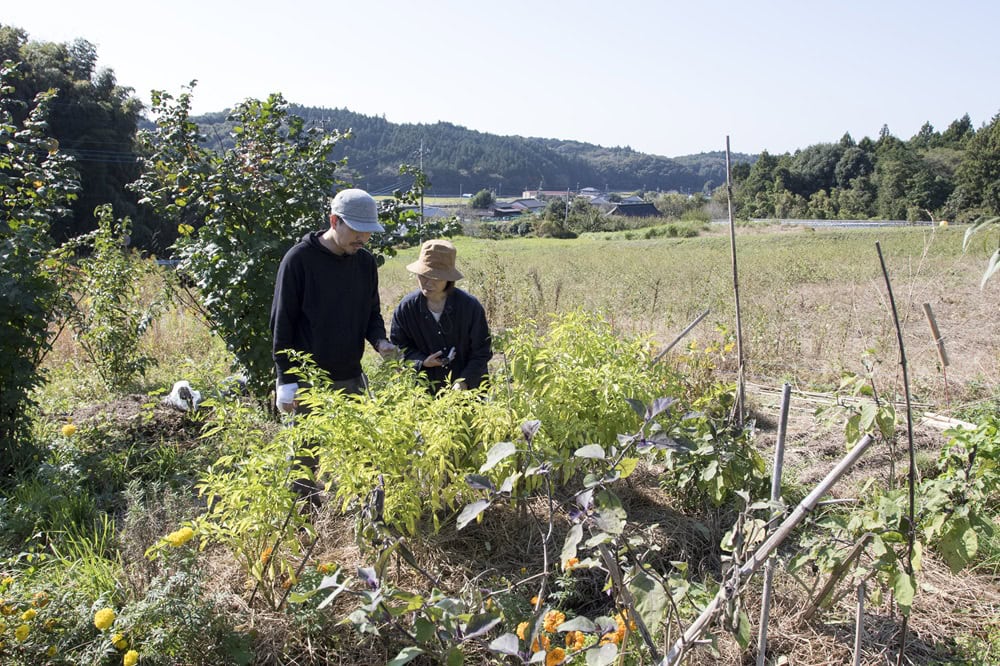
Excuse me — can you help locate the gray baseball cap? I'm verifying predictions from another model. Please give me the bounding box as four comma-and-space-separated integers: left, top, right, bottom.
330, 188, 384, 233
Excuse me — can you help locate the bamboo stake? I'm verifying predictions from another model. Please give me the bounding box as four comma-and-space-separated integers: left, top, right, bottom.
725, 137, 746, 427
661, 434, 874, 665
875, 242, 917, 666
654, 308, 711, 363
921, 302, 950, 402
853, 579, 866, 666
756, 383, 792, 666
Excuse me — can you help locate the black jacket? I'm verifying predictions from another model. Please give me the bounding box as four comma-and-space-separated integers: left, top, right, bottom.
390, 288, 491, 390
270, 231, 387, 383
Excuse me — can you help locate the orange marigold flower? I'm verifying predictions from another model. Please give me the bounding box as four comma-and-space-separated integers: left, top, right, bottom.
565, 630, 586, 651
530, 595, 541, 606
32, 592, 50, 608
542, 610, 565, 633
531, 634, 551, 653
260, 547, 273, 565
545, 647, 566, 665
516, 621, 529, 640
563, 557, 579, 571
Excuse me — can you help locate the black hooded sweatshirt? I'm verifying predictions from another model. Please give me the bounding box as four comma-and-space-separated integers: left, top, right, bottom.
270, 231, 386, 384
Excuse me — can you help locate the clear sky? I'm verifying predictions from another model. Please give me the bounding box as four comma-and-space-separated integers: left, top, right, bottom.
5, 0, 999, 157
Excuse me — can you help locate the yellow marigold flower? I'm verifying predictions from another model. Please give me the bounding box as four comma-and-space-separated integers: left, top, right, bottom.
543, 610, 565, 633
565, 630, 586, 651
1, 577, 13, 586
61, 423, 77, 437
165, 527, 194, 547
123, 649, 139, 666
0, 619, 5, 632
531, 634, 551, 653
32, 591, 50, 608
1, 603, 14, 615
530, 595, 541, 607
15, 623, 30, 641
616, 610, 637, 631
260, 547, 273, 565
21, 608, 36, 621
545, 647, 566, 666
563, 557, 579, 571
516, 621, 529, 640
94, 607, 115, 630
47, 645, 58, 656
112, 633, 128, 650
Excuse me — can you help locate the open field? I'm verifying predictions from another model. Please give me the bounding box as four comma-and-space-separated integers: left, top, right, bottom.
381, 224, 998, 404
10, 223, 999, 665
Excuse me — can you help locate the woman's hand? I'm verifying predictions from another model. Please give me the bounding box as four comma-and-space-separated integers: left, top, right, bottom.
422, 350, 445, 368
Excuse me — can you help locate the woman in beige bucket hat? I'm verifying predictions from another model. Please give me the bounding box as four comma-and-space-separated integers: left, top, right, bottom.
390, 239, 491, 391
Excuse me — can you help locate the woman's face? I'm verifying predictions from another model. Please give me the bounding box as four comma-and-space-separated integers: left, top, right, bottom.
416, 273, 447, 298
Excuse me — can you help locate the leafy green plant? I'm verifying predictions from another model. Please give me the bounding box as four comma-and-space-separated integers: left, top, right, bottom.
0, 62, 79, 474
60, 204, 167, 390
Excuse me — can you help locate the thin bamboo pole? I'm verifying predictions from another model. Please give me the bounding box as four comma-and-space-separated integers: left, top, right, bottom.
661, 434, 874, 665
725, 137, 746, 427
654, 309, 711, 363
875, 241, 917, 666
756, 384, 792, 666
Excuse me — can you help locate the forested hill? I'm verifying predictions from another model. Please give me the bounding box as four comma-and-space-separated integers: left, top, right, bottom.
192, 105, 750, 196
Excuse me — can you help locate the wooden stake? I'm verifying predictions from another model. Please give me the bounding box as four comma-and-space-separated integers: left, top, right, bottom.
921, 302, 950, 401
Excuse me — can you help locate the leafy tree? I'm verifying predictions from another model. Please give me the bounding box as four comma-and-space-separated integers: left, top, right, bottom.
954, 112, 1000, 217
834, 146, 874, 188
132, 86, 346, 398
469, 188, 494, 209
939, 113, 975, 148
0, 63, 79, 475
1, 26, 151, 250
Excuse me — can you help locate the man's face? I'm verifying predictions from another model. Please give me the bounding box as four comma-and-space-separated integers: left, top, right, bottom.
330, 216, 372, 254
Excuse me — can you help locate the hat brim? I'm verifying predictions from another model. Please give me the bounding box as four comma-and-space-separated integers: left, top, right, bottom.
340, 216, 385, 233
406, 261, 463, 282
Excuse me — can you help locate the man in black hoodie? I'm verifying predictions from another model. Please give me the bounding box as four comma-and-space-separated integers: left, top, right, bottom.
270, 188, 396, 503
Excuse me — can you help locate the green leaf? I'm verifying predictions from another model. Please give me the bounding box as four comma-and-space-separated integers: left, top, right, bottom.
387, 646, 424, 666
939, 519, 978, 573
456, 500, 490, 530
859, 403, 877, 431
446, 646, 464, 666
557, 616, 597, 633
616, 457, 638, 478
734, 609, 752, 648
488, 633, 520, 656
586, 643, 618, 665
480, 441, 517, 472
561, 523, 583, 566
890, 570, 916, 615
575, 444, 606, 459
463, 613, 501, 640
414, 617, 435, 643
628, 570, 667, 637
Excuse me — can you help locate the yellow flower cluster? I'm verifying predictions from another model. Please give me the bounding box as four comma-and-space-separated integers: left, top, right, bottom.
260, 547, 273, 565
112, 632, 129, 650
15, 623, 30, 641
124, 649, 139, 666
61, 423, 78, 437
516, 621, 529, 640
20, 608, 36, 621
545, 647, 566, 665
94, 607, 116, 630
542, 610, 565, 633
164, 527, 194, 547
565, 630, 586, 651
32, 591, 50, 607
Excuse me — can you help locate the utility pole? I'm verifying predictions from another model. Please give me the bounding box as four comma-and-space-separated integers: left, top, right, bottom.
419, 139, 425, 239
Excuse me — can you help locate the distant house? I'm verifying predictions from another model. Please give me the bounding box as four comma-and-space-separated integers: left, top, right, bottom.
579, 187, 601, 197
508, 198, 545, 213
619, 195, 645, 204
607, 202, 661, 218
400, 204, 451, 219
492, 204, 524, 217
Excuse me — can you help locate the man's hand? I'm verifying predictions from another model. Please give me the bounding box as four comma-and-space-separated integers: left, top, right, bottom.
276, 382, 299, 413
375, 339, 398, 359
